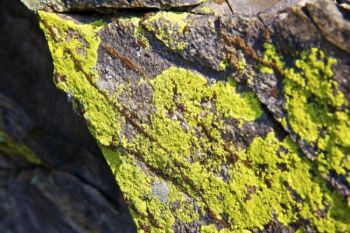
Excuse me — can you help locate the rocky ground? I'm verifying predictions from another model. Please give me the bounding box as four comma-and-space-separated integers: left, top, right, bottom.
1, 0, 350, 232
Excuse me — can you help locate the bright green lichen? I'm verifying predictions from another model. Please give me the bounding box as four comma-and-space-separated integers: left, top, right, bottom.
237, 132, 349, 232
112, 149, 202, 233
201, 224, 217, 233
0, 131, 41, 164
260, 44, 350, 190
113, 68, 264, 231
109, 67, 348, 232
219, 58, 229, 71
284, 48, 347, 142
143, 12, 189, 51
118, 16, 150, 49
259, 43, 285, 74
39, 12, 350, 232
196, 6, 214, 15
213, 78, 263, 122
151, 68, 262, 123
134, 24, 150, 49
38, 11, 122, 146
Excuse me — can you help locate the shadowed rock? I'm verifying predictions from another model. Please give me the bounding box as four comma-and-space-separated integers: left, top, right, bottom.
4, 0, 350, 232
0, 1, 136, 232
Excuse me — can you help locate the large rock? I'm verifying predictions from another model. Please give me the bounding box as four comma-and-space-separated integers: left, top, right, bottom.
5, 0, 350, 232
0, 1, 136, 232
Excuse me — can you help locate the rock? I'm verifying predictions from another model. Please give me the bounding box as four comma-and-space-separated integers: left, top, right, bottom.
228, 0, 300, 16
0, 1, 136, 232
20, 0, 205, 12
5, 0, 350, 232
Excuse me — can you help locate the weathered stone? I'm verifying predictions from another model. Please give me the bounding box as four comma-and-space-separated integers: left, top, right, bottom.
21, 0, 205, 12
0, 1, 136, 232
4, 0, 350, 232
228, 0, 299, 16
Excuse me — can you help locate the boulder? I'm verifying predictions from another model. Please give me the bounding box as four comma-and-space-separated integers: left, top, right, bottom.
3, 0, 350, 232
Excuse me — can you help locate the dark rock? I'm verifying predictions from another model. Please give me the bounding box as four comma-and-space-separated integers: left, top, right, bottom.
0, 1, 136, 232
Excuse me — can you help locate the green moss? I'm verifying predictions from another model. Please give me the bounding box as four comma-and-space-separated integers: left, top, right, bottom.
260, 44, 350, 188
0, 131, 41, 164
143, 12, 189, 51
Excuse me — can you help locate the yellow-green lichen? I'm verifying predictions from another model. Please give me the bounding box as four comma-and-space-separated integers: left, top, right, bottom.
237, 57, 247, 72
213, 78, 263, 122
196, 6, 214, 15
40, 12, 350, 232
134, 24, 150, 49
112, 67, 348, 232
284, 48, 347, 142
143, 12, 189, 51
0, 131, 41, 164
118, 16, 150, 49
260, 44, 350, 191
259, 43, 285, 74
219, 58, 229, 71
112, 152, 202, 233
38, 11, 123, 146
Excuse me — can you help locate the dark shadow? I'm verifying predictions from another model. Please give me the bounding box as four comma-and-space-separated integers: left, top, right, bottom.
0, 1, 136, 232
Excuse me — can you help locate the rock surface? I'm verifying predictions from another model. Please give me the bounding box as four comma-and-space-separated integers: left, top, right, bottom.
0, 1, 136, 233
4, 0, 350, 232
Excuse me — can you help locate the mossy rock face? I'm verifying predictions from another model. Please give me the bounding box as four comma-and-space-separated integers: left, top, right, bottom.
35, 0, 350, 232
